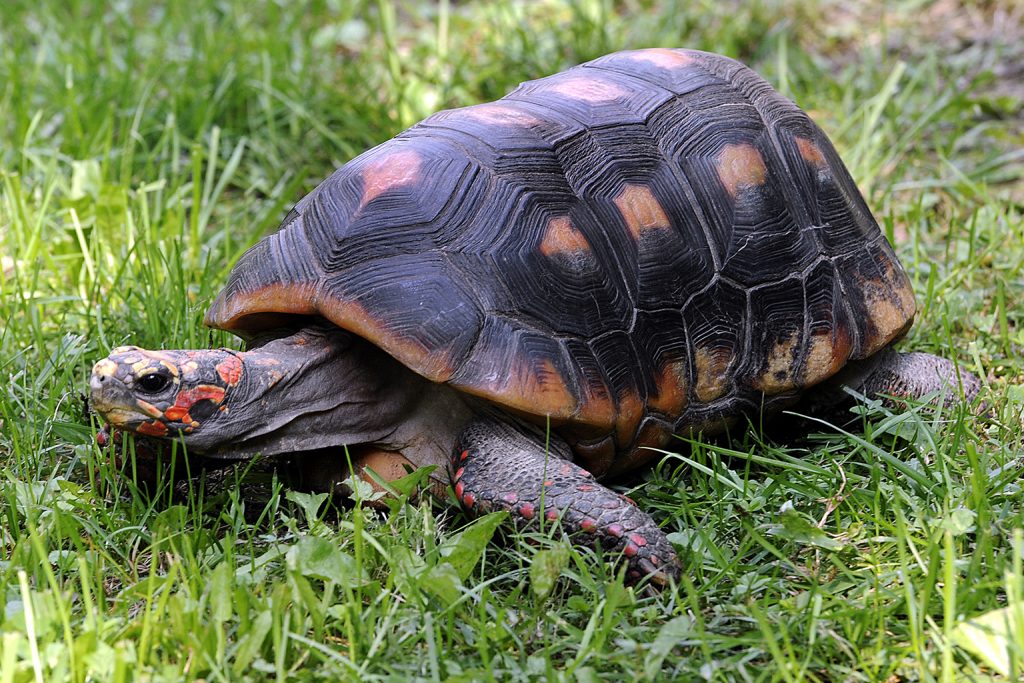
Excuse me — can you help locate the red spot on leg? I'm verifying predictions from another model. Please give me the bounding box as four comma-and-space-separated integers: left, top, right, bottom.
577, 484, 594, 492
606, 524, 624, 538
454, 481, 465, 499
546, 509, 560, 522
623, 543, 639, 558
518, 503, 535, 520
215, 354, 243, 386
502, 492, 518, 505
580, 518, 597, 533
629, 533, 648, 547
459, 450, 469, 461
462, 492, 476, 509
454, 467, 465, 481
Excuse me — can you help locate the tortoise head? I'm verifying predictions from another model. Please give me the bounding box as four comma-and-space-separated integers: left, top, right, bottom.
90, 345, 240, 444
89, 327, 441, 459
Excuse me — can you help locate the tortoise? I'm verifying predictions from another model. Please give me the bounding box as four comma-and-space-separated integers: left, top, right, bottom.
90, 48, 981, 585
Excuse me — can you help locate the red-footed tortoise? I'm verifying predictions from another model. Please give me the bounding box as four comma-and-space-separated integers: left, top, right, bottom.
90, 48, 981, 585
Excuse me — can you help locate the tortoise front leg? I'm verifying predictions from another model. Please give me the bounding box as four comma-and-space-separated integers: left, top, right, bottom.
451, 418, 681, 586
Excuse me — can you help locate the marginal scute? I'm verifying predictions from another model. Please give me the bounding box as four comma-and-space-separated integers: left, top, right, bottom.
539, 216, 591, 257
694, 347, 733, 403
753, 336, 801, 394
613, 184, 671, 240
359, 149, 422, 210
206, 282, 318, 332
610, 419, 672, 476
716, 143, 767, 197
319, 296, 457, 383
462, 356, 578, 421
614, 391, 645, 449
860, 260, 917, 357
648, 359, 688, 416
802, 327, 853, 386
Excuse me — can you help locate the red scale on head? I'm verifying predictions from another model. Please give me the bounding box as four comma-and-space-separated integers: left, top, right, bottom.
215, 355, 243, 386
137, 421, 168, 437
164, 384, 227, 425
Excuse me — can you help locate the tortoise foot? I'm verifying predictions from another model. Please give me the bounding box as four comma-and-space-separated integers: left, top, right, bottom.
451, 418, 681, 586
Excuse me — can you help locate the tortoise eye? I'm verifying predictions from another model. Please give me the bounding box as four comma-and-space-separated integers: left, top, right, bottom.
138, 373, 170, 393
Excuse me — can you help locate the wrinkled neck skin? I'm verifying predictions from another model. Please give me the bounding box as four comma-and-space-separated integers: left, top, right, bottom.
199, 327, 474, 480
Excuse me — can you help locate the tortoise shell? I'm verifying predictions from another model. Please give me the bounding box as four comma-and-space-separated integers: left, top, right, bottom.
206, 48, 915, 476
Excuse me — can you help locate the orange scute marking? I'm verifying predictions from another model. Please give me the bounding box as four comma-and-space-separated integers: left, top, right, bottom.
717, 143, 767, 197
795, 137, 827, 168
542, 75, 627, 103
614, 391, 645, 448
613, 184, 671, 240
648, 359, 688, 416
694, 347, 733, 403
457, 103, 540, 127
462, 356, 577, 420
539, 216, 591, 257
206, 282, 318, 331
319, 297, 456, 382
754, 335, 802, 394
359, 149, 422, 210
622, 48, 695, 69
803, 328, 852, 386
216, 354, 243, 386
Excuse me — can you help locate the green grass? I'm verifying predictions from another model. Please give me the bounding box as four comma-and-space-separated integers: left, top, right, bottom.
2, 0, 1023, 680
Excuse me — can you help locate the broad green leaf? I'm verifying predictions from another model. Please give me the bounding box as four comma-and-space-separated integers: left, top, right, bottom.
644, 615, 695, 679
769, 509, 845, 550
423, 562, 463, 606
232, 610, 273, 677
944, 507, 977, 536
286, 535, 361, 584
530, 544, 569, 602
285, 490, 329, 526
208, 560, 233, 624
438, 511, 508, 580
953, 602, 1024, 677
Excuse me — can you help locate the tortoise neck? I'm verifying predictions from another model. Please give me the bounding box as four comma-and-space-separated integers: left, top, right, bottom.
195, 327, 428, 459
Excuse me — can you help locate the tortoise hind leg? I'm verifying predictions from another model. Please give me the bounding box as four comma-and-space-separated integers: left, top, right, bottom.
451, 418, 681, 586
852, 347, 982, 405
